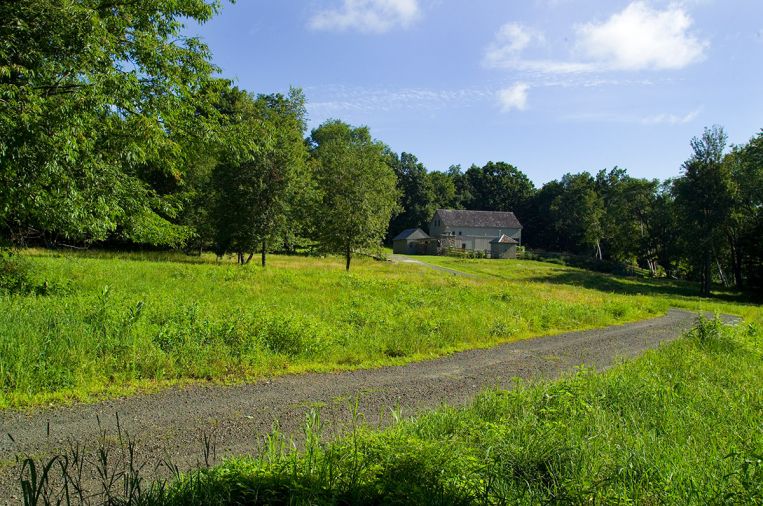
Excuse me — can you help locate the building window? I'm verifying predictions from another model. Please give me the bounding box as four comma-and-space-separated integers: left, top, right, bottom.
458, 231, 462, 235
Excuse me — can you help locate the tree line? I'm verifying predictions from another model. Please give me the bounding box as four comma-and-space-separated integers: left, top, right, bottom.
1, 1, 761, 292
387, 127, 763, 294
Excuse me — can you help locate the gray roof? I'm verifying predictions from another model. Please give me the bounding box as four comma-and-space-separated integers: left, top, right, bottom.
392, 228, 431, 241
435, 209, 522, 229
490, 234, 519, 244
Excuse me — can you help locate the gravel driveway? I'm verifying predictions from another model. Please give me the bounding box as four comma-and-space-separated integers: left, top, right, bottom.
0, 309, 738, 500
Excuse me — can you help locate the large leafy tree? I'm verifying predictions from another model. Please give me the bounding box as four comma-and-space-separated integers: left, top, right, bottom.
309, 120, 400, 271
549, 172, 604, 257
211, 87, 308, 266
463, 161, 535, 215
522, 179, 564, 250
595, 167, 659, 264
673, 126, 732, 296
428, 170, 460, 213
388, 152, 434, 239
0, 0, 222, 245
723, 131, 763, 289
644, 181, 681, 278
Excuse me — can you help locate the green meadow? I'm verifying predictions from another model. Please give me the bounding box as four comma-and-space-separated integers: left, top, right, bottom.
0, 250, 758, 408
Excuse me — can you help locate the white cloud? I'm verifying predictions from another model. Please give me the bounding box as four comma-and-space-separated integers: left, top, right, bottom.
510, 59, 599, 75
309, 0, 420, 33
483, 1, 707, 74
497, 83, 529, 112
483, 23, 544, 68
576, 1, 707, 70
641, 108, 700, 125
307, 84, 494, 117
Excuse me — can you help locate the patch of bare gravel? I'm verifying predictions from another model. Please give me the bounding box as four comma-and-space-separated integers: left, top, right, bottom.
0, 309, 739, 501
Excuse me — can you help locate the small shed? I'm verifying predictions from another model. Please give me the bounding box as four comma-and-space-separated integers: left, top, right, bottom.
490, 234, 519, 259
392, 228, 431, 255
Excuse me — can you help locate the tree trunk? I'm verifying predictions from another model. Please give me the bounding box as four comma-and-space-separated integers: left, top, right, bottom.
728, 232, 743, 289
701, 248, 711, 296
345, 242, 351, 271
237, 251, 243, 265
244, 252, 254, 265
261, 238, 267, 268
716, 257, 728, 287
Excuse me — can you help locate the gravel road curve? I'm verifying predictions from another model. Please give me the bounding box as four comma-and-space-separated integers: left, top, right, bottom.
0, 309, 738, 500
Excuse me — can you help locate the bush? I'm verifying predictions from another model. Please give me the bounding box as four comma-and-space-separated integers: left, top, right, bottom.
0, 249, 34, 294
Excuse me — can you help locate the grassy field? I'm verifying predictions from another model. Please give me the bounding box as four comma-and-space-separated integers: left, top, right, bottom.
0, 250, 759, 408
107, 315, 762, 504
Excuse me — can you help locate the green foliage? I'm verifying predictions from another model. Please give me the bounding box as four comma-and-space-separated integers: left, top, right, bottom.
549, 172, 604, 256
388, 152, 435, 239
463, 161, 535, 214
309, 120, 401, 270
595, 167, 659, 265
429, 169, 461, 211
210, 86, 309, 264
121, 209, 196, 249
673, 126, 733, 295
724, 130, 763, 289
0, 249, 33, 294
0, 0, 222, 245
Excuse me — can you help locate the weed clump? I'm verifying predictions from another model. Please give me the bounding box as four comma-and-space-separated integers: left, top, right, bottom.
0, 249, 34, 294
689, 313, 737, 353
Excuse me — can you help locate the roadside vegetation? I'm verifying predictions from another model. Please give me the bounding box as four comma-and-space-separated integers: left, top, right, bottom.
19, 315, 763, 504
0, 250, 757, 409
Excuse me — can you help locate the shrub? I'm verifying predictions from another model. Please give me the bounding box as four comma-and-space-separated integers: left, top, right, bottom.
0, 249, 34, 294
257, 312, 328, 357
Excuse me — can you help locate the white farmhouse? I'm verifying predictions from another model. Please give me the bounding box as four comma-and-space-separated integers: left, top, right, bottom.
429, 209, 522, 257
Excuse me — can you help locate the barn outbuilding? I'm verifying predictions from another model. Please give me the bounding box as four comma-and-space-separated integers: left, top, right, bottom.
490, 234, 519, 259
392, 228, 432, 254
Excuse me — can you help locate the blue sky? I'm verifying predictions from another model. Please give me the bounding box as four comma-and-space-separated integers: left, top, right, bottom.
186, 0, 762, 185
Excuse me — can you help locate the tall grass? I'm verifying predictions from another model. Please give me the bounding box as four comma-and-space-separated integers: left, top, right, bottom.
18, 317, 763, 504
0, 250, 754, 408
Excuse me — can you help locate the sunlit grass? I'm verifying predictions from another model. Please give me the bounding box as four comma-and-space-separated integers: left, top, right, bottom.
0, 249, 757, 408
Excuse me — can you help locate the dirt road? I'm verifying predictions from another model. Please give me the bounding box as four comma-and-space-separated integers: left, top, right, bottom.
0, 309, 737, 500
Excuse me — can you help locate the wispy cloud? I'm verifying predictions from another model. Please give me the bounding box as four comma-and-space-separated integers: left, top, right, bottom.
483, 23, 545, 68
497, 83, 530, 112
563, 107, 702, 125
306, 84, 495, 116
309, 0, 421, 33
306, 78, 661, 119
484, 1, 707, 74
641, 108, 701, 125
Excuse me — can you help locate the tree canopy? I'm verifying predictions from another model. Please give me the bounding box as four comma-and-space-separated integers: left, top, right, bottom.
210, 87, 308, 266
0, 0, 222, 245
309, 120, 400, 270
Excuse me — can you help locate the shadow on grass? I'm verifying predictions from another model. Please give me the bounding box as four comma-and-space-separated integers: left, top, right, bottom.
524, 270, 760, 305
159, 461, 476, 506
